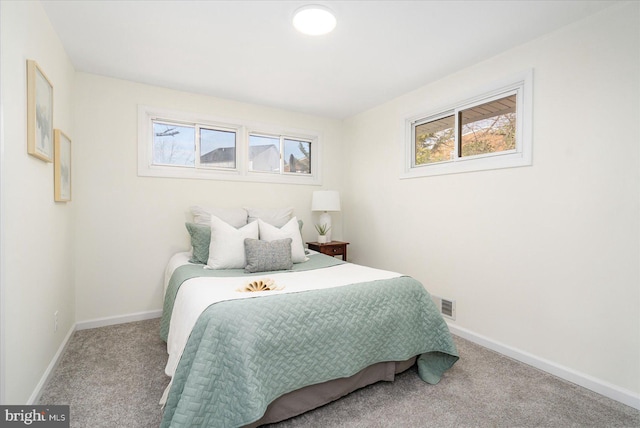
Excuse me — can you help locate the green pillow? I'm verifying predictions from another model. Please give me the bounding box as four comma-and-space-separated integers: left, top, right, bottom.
185, 222, 210, 264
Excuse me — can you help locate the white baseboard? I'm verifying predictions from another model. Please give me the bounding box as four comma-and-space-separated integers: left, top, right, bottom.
448, 323, 640, 411
30, 312, 639, 411
29, 309, 163, 403
75, 309, 162, 331
27, 324, 75, 405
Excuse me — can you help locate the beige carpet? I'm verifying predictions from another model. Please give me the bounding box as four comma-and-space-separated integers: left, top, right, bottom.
38, 318, 639, 427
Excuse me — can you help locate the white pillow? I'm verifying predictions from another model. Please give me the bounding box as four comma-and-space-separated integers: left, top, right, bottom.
246, 207, 293, 227
191, 206, 248, 228
207, 215, 259, 269
258, 216, 307, 263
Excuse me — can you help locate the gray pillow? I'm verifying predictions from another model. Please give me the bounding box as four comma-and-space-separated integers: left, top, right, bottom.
185, 222, 210, 264
244, 238, 293, 273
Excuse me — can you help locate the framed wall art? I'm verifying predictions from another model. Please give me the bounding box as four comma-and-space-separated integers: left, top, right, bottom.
54, 129, 71, 202
27, 59, 54, 162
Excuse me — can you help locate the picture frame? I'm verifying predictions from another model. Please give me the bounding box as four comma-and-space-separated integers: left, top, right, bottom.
54, 129, 71, 202
27, 60, 54, 162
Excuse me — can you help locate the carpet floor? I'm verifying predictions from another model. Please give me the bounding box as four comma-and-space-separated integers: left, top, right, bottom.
38, 318, 639, 427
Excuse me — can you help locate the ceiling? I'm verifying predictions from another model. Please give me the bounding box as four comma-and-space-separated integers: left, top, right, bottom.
41, 1, 616, 119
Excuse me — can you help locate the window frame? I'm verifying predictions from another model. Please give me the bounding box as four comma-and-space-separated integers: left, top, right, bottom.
401, 70, 532, 178
138, 106, 321, 185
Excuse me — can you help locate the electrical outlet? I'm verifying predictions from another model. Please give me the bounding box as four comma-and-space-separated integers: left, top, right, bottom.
54, 311, 59, 332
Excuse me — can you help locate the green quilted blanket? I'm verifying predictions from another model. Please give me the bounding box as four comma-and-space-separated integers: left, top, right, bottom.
160, 254, 345, 342
161, 274, 459, 428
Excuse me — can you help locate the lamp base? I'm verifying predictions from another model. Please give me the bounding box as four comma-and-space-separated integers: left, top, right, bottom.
318, 211, 332, 242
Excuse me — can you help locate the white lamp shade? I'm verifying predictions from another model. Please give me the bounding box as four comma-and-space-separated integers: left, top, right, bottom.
312, 191, 341, 212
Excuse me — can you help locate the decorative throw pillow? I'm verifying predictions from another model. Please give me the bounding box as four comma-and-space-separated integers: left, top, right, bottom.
244, 238, 293, 273
185, 222, 210, 264
258, 216, 307, 263
246, 207, 293, 227
191, 206, 248, 228
207, 215, 259, 269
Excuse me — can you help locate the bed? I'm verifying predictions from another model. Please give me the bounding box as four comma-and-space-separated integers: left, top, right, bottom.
159, 207, 459, 427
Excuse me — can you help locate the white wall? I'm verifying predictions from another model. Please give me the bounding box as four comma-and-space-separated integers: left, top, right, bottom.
343, 3, 639, 396
0, 0, 76, 403
72, 74, 344, 322
2, 0, 637, 408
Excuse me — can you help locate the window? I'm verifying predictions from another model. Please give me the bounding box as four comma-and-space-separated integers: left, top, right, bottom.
459, 95, 516, 158
151, 120, 237, 169
152, 121, 196, 167
248, 134, 312, 175
414, 114, 455, 165
403, 70, 532, 178
249, 134, 280, 173
138, 106, 320, 184
284, 138, 311, 174
200, 128, 237, 169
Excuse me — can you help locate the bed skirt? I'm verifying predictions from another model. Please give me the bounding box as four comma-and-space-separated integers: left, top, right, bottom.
244, 357, 417, 427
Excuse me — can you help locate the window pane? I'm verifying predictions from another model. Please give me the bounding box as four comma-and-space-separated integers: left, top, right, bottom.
460, 94, 516, 158
199, 128, 236, 168
284, 139, 311, 174
414, 115, 455, 165
249, 135, 280, 173
152, 122, 195, 166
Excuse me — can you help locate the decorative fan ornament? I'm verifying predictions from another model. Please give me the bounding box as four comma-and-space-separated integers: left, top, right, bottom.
237, 278, 283, 292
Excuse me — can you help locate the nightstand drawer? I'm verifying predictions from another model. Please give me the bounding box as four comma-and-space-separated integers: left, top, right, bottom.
306, 241, 349, 262
326, 246, 344, 256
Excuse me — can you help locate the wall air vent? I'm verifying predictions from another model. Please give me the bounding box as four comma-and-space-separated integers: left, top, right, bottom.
431, 295, 456, 320
441, 299, 454, 318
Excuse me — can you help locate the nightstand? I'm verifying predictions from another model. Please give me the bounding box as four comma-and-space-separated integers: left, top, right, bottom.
307, 241, 349, 261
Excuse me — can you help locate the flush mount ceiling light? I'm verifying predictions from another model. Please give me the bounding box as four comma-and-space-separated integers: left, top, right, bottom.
292, 5, 337, 36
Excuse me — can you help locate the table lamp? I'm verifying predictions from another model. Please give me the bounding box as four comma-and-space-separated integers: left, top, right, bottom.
312, 190, 341, 242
